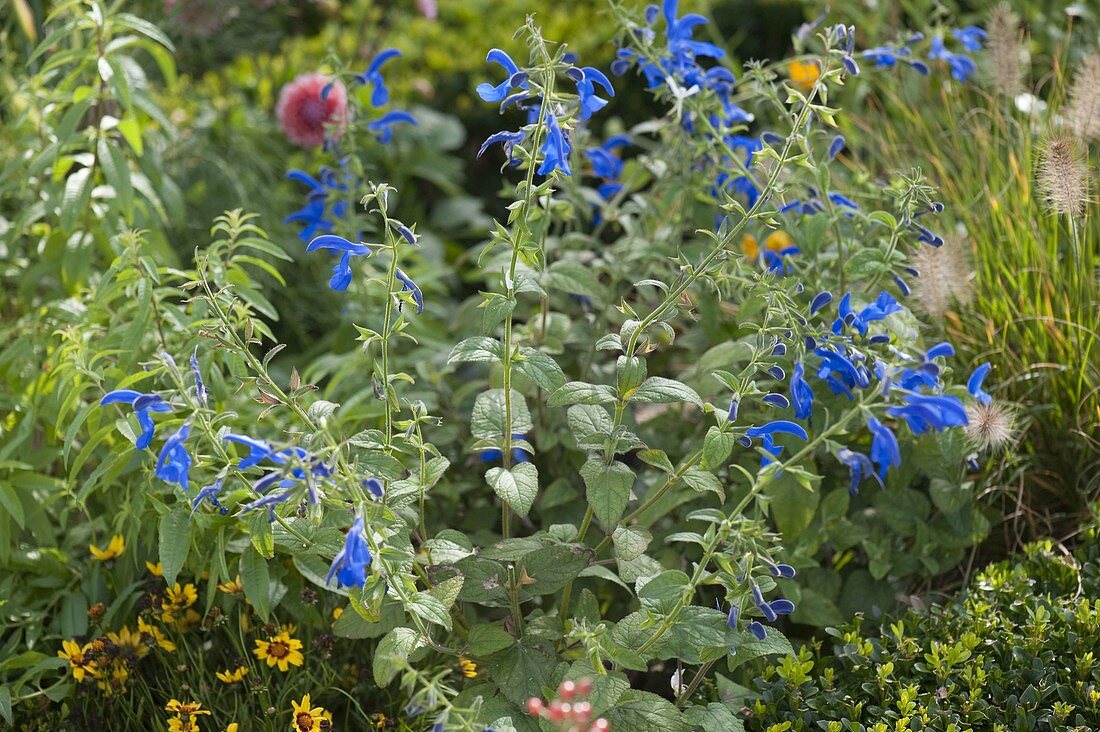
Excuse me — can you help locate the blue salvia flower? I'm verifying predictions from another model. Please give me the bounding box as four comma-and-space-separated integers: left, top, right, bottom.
573, 66, 615, 120
155, 422, 192, 491
306, 234, 373, 291
190, 348, 207, 407
395, 268, 424, 313
224, 434, 276, 469
476, 49, 528, 103
479, 129, 526, 166
968, 362, 993, 405
480, 433, 529, 464
809, 291, 832, 315
745, 420, 808, 464
100, 389, 172, 450
587, 134, 631, 198
240, 488, 294, 521
368, 110, 417, 143
952, 26, 988, 53
364, 477, 385, 500
929, 36, 977, 82
726, 605, 739, 628
886, 393, 969, 433
762, 393, 790, 409
828, 135, 846, 159
537, 114, 572, 177
789, 362, 815, 420
284, 165, 351, 242
327, 515, 372, 588
771, 563, 796, 578
924, 342, 955, 361
356, 48, 402, 106
748, 620, 768, 640
867, 417, 901, 479
191, 479, 227, 517
837, 447, 876, 495
727, 395, 740, 421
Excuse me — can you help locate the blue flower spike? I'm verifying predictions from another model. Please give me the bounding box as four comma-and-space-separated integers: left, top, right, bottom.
155, 422, 193, 491
306, 234, 373, 291
968, 362, 993, 405
327, 515, 372, 588
476, 49, 527, 103
357, 48, 402, 107
538, 114, 572, 177
100, 389, 173, 450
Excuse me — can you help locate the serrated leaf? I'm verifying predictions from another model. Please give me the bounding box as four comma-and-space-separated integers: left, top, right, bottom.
580, 458, 634, 527
374, 627, 426, 686
548, 382, 617, 406
486, 462, 538, 517
472, 389, 532, 439
448, 337, 502, 364
407, 591, 452, 630
468, 623, 516, 657
612, 526, 651, 561
607, 690, 689, 732
514, 348, 566, 391
629, 377, 703, 407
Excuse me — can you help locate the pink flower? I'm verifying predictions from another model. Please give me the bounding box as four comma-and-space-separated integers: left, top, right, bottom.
276, 73, 347, 148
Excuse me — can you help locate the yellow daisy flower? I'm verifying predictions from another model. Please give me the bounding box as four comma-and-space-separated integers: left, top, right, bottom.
217, 576, 244, 596
291, 694, 333, 732
252, 630, 304, 672
226, 725, 239, 732
146, 561, 164, 576
165, 699, 211, 717
788, 60, 821, 92
331, 607, 344, 621
168, 718, 201, 732
459, 656, 478, 678
89, 534, 125, 561
57, 639, 98, 681
163, 582, 198, 611
138, 617, 177, 652
215, 666, 249, 684
107, 625, 149, 659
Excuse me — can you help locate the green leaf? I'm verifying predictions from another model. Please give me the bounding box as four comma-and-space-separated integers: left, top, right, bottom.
616, 356, 647, 396
472, 389, 533, 439
240, 545, 272, 622
545, 261, 604, 302
929, 478, 970, 514
629, 377, 703, 407
0, 686, 10, 726
612, 526, 651, 561
517, 544, 591, 599
728, 627, 795, 672
567, 404, 613, 443
374, 627, 426, 686
248, 512, 275, 559
682, 467, 725, 500
548, 381, 618, 406
60, 167, 92, 232
701, 428, 735, 470
514, 348, 566, 391
490, 637, 559, 706
448, 336, 502, 364
486, 462, 538, 517
580, 458, 634, 527
407, 591, 452, 630
468, 623, 516, 657
118, 116, 143, 156
607, 690, 689, 732
0, 482, 25, 528
765, 470, 820, 539
684, 703, 745, 731
159, 506, 190, 586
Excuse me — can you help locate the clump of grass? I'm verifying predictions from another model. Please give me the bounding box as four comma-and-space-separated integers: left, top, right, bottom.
847, 16, 1099, 546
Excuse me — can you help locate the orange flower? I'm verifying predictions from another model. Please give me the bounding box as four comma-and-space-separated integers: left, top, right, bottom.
788, 60, 821, 91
